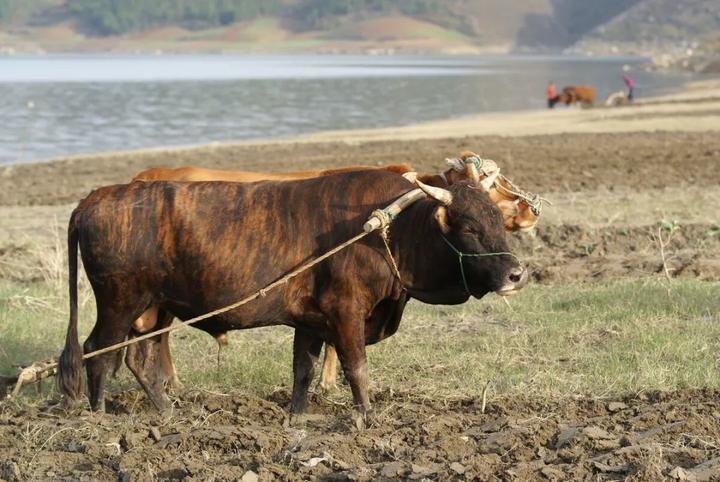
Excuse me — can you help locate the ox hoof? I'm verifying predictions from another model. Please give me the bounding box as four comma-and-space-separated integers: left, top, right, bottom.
164, 378, 184, 393
150, 394, 173, 414
157, 402, 174, 418
351, 408, 375, 431
316, 380, 338, 393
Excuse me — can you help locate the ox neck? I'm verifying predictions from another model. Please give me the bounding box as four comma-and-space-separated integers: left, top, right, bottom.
387, 199, 471, 305
437, 171, 449, 186
416, 171, 451, 188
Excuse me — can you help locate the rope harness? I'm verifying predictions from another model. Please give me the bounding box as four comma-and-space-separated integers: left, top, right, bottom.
440, 233, 520, 295
371, 196, 520, 296
446, 155, 551, 216
493, 173, 551, 216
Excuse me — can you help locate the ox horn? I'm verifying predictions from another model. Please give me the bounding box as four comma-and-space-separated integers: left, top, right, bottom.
465, 161, 481, 185
416, 179, 453, 205
480, 170, 500, 192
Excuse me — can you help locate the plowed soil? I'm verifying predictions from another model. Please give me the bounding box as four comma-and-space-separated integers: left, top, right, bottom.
1, 388, 719, 481
1, 131, 719, 207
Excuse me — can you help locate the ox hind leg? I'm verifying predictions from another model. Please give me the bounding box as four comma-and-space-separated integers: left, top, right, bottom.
318, 344, 339, 392
125, 329, 172, 412
291, 329, 324, 413
84, 294, 149, 412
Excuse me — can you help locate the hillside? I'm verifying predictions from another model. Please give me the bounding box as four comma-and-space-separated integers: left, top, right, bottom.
569, 0, 720, 72
0, 0, 717, 55
572, 0, 720, 53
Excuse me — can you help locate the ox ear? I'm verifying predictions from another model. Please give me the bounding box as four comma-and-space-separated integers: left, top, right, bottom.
497, 199, 519, 219
445, 157, 465, 172
434, 206, 451, 233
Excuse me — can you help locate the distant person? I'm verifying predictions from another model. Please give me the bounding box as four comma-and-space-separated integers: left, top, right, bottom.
546, 81, 558, 108
623, 75, 634, 101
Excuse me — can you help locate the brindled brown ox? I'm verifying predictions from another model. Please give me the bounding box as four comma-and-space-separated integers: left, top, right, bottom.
130, 153, 543, 392
58, 169, 527, 414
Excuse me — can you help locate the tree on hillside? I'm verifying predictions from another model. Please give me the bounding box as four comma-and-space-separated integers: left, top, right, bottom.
67, 0, 283, 35
292, 0, 443, 29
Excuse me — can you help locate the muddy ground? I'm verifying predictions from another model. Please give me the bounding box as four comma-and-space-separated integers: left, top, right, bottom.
1, 129, 719, 480
1, 388, 719, 481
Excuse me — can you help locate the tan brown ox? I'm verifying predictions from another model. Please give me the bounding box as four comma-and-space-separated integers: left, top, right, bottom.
557, 85, 596, 107
128, 153, 543, 390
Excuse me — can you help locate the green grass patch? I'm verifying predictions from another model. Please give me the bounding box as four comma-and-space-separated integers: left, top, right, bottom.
1, 278, 718, 402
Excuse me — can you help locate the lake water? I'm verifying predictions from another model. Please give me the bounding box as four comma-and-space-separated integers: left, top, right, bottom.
0, 55, 693, 164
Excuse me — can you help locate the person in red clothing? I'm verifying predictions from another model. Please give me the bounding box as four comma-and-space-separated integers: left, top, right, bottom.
546, 81, 558, 108
623, 75, 634, 101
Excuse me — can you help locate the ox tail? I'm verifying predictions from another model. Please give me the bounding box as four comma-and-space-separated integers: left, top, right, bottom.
57, 210, 84, 401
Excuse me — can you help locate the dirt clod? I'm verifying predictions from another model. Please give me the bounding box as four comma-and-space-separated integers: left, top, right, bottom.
1, 461, 21, 482
240, 470, 258, 482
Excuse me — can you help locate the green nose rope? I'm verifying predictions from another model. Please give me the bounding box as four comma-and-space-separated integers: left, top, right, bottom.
439, 234, 520, 295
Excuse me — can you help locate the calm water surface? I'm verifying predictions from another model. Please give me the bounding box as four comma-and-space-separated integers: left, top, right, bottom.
0, 55, 693, 164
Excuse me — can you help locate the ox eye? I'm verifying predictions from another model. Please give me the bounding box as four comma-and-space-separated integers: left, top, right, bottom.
462, 226, 477, 235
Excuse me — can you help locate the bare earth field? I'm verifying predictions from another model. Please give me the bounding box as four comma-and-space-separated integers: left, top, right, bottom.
0, 92, 719, 480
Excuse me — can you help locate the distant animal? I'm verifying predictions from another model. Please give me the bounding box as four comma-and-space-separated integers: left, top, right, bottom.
557, 85, 596, 107
605, 90, 630, 107
131, 154, 543, 391
57, 170, 528, 415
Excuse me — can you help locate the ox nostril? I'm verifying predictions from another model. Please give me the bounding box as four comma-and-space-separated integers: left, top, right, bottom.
507, 267, 528, 287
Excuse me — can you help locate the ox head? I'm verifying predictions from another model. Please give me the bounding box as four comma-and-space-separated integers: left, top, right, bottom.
416, 179, 529, 298
492, 175, 544, 233
444, 151, 543, 233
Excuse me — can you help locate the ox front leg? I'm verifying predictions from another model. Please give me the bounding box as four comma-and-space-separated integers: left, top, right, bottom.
291, 329, 323, 413
333, 320, 371, 415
